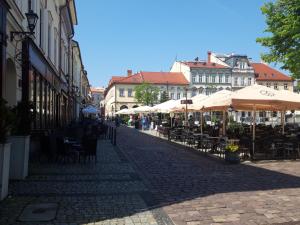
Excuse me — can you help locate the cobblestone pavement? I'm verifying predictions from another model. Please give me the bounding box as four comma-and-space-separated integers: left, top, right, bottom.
117, 126, 300, 225
0, 140, 172, 225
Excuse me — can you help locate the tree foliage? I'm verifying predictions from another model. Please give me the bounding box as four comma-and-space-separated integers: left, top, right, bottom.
256, 0, 300, 78
160, 91, 169, 103
134, 83, 159, 106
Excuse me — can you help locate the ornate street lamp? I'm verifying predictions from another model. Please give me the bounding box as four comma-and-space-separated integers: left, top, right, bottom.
11, 9, 39, 41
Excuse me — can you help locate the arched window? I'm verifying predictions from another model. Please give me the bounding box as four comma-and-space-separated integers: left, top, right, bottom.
120, 105, 128, 110
132, 105, 139, 108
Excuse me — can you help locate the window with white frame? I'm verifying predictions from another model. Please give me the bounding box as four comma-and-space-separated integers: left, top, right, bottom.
170, 93, 174, 99
225, 75, 229, 83
47, 11, 53, 60
284, 83, 288, 90
199, 75, 203, 83
39, 7, 45, 49
212, 75, 215, 83
248, 77, 252, 85
234, 77, 238, 86
119, 88, 125, 97
274, 83, 278, 89
241, 77, 245, 86
177, 93, 181, 99
128, 88, 133, 97
205, 75, 209, 83
54, 28, 58, 66
192, 74, 196, 83
266, 82, 271, 88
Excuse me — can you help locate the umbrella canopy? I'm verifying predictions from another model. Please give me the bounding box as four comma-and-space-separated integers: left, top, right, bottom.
132, 105, 153, 113
151, 100, 177, 113
169, 94, 207, 112
194, 90, 233, 111
203, 84, 300, 111
82, 105, 99, 114
115, 108, 131, 115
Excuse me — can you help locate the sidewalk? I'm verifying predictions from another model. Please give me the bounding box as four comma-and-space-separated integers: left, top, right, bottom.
0, 139, 170, 225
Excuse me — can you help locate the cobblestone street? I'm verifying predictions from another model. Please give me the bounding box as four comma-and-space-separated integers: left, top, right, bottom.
117, 126, 300, 225
0, 140, 171, 225
1, 127, 300, 225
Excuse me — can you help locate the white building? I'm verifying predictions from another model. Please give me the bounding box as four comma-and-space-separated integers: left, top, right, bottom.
1, 0, 88, 129
170, 53, 232, 97
209, 52, 255, 90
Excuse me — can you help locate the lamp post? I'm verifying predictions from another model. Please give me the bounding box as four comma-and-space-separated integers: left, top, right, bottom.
185, 86, 188, 127
10, 8, 38, 41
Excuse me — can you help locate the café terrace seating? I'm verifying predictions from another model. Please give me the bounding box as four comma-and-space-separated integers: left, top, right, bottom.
37, 122, 108, 164
165, 123, 300, 161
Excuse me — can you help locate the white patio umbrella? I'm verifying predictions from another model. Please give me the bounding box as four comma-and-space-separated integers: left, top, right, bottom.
132, 105, 153, 113
201, 85, 300, 158
115, 108, 130, 115
82, 105, 99, 114
151, 100, 177, 113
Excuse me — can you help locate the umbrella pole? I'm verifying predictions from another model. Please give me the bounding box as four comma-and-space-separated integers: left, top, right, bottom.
222, 110, 226, 136
252, 107, 256, 160
200, 111, 203, 135
281, 111, 285, 135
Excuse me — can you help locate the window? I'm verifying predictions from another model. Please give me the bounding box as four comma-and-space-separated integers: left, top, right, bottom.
225, 75, 229, 83
47, 12, 53, 60
199, 75, 203, 83
205, 75, 209, 83
234, 77, 238, 86
284, 83, 288, 90
170, 93, 174, 99
266, 83, 271, 88
274, 83, 278, 90
183, 92, 187, 98
128, 89, 133, 97
177, 93, 181, 99
219, 75, 223, 83
212, 75, 215, 83
192, 74, 196, 83
119, 88, 124, 97
241, 78, 244, 86
39, 8, 44, 49
54, 28, 58, 66
248, 77, 252, 85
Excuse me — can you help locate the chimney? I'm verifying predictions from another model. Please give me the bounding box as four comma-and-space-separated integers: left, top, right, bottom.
207, 51, 212, 63
127, 69, 132, 76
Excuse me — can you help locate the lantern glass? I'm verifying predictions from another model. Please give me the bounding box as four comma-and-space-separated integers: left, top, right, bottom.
26, 10, 39, 33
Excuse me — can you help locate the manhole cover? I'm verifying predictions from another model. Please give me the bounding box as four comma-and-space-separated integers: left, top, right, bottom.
18, 203, 58, 222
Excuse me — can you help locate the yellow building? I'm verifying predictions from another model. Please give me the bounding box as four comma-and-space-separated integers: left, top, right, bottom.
252, 63, 293, 91
104, 70, 188, 116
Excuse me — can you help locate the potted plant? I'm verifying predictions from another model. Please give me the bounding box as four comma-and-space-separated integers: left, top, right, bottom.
0, 98, 13, 200
225, 143, 240, 164
9, 101, 33, 180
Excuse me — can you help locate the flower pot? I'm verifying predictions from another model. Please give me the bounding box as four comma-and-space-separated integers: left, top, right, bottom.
8, 136, 30, 180
0, 143, 11, 200
225, 151, 240, 164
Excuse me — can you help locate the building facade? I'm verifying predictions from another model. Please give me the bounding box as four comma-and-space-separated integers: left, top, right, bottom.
209, 52, 255, 90
104, 70, 189, 116
252, 63, 293, 91
91, 86, 105, 110
170, 58, 232, 97
1, 0, 89, 130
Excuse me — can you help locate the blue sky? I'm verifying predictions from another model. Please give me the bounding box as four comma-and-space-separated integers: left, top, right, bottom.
74, 0, 274, 87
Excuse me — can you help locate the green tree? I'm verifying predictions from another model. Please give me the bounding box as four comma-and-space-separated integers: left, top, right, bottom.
160, 91, 169, 103
256, 0, 300, 78
134, 82, 159, 106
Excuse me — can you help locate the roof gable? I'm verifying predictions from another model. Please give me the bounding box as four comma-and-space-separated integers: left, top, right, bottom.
252, 63, 292, 81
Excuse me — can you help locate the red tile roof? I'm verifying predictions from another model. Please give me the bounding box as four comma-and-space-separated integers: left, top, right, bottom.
252, 63, 292, 81
181, 61, 228, 69
108, 71, 189, 86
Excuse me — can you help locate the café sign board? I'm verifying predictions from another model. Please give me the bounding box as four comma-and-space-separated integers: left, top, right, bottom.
181, 99, 193, 104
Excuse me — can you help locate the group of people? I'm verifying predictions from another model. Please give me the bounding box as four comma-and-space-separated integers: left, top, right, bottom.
128, 115, 153, 130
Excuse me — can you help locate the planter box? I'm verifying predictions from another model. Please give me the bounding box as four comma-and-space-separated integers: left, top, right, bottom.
9, 136, 30, 180
0, 143, 11, 200
225, 151, 240, 164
